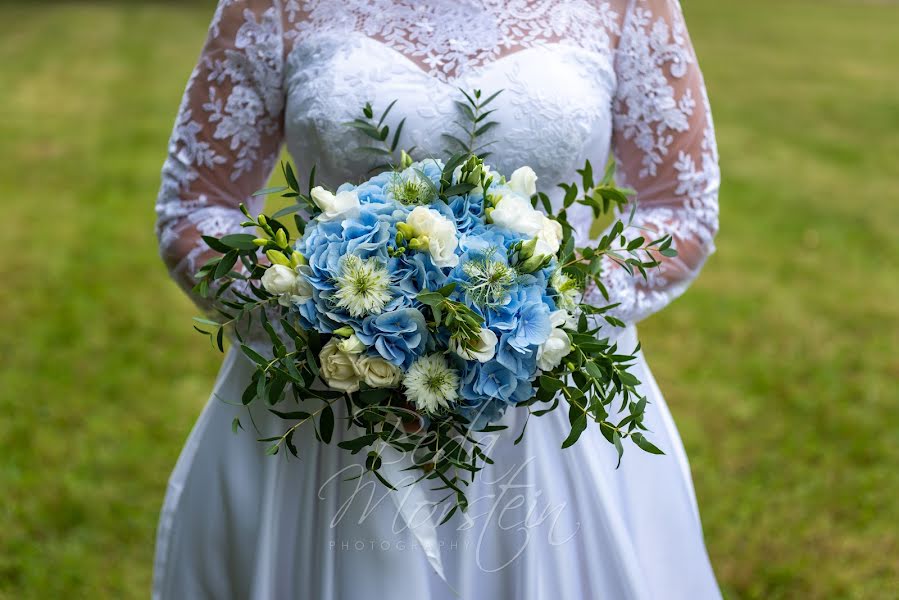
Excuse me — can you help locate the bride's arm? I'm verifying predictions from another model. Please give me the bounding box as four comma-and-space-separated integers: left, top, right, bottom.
589, 0, 720, 324
155, 0, 285, 305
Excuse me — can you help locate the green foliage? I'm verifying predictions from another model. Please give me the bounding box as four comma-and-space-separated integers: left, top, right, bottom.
344, 99, 412, 172
442, 88, 502, 159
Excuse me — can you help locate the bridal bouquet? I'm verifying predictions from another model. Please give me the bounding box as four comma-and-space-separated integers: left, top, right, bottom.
193, 91, 673, 512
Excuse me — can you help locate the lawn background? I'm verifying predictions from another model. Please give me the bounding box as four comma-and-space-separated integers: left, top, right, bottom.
1, 1, 897, 598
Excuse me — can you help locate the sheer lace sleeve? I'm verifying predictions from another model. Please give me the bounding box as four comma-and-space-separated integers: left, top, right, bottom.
155, 0, 285, 303
588, 0, 720, 325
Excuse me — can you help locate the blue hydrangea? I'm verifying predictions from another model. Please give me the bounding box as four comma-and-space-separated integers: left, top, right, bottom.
357, 308, 429, 369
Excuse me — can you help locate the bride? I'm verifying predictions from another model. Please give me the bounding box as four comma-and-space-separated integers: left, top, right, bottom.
153, 0, 722, 598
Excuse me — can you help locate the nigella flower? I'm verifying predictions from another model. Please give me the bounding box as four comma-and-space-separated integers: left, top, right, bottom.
333, 255, 392, 318
460, 249, 517, 309
403, 354, 460, 414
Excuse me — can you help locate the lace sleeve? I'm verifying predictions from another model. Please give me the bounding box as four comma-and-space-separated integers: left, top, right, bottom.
588, 0, 720, 325
155, 0, 285, 304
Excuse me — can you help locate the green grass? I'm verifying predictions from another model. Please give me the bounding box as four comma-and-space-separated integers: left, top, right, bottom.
1, 1, 897, 598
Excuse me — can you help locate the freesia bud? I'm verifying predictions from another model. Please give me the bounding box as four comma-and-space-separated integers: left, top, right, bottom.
266, 249, 290, 266
519, 253, 549, 274
333, 326, 354, 338
253, 238, 269, 247
517, 237, 538, 261
274, 229, 288, 248
408, 235, 430, 251
290, 251, 306, 267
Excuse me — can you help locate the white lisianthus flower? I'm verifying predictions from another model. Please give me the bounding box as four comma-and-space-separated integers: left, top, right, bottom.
277, 265, 314, 307
403, 354, 460, 414
261, 264, 298, 295
357, 355, 403, 388
489, 192, 544, 236
450, 327, 498, 363
337, 333, 366, 355
550, 270, 581, 312
508, 166, 538, 198
406, 206, 460, 268
533, 215, 563, 256
310, 186, 360, 222
537, 310, 572, 371
319, 338, 363, 393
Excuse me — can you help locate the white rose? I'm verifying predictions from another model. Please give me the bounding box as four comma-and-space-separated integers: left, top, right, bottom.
537, 310, 571, 371
261, 264, 298, 295
319, 338, 362, 392
310, 186, 360, 222
337, 334, 366, 354
406, 206, 460, 268
451, 327, 498, 363
533, 215, 563, 256
357, 355, 403, 388
490, 192, 544, 236
508, 166, 538, 198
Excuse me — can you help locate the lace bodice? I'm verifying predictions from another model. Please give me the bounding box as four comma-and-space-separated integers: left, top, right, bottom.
156, 0, 719, 325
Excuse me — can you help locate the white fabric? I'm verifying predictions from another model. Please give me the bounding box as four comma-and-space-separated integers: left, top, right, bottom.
153, 0, 722, 597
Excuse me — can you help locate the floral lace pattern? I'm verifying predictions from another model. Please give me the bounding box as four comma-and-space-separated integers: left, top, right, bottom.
583, 0, 720, 323
156, 0, 720, 329
286, 0, 620, 82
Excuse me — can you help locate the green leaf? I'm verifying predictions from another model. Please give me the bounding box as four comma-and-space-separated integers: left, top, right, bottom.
631, 432, 665, 454
613, 431, 624, 468
561, 413, 587, 449
391, 117, 406, 152
192, 317, 221, 327
416, 291, 446, 306
337, 433, 379, 454
214, 250, 238, 279
231, 417, 242, 434
441, 133, 469, 152
479, 89, 503, 107
319, 404, 334, 444
253, 185, 289, 197
442, 183, 476, 197
201, 235, 233, 253
220, 233, 258, 250
377, 99, 398, 127
271, 203, 304, 219
356, 146, 392, 157
283, 162, 300, 191
474, 121, 498, 137
538, 376, 565, 393
578, 159, 594, 191
437, 283, 457, 296
240, 344, 269, 367
358, 389, 388, 405
269, 409, 312, 420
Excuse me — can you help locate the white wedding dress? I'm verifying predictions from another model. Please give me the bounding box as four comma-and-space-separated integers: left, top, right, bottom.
153, 1, 722, 598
